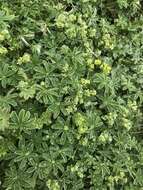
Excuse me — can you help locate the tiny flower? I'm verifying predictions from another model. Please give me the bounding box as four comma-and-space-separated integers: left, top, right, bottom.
22, 53, 31, 62
17, 53, 31, 64
0, 34, 5, 41
87, 58, 94, 69
56, 14, 66, 28
108, 176, 114, 183
63, 63, 69, 72
80, 137, 88, 146
64, 125, 68, 131
98, 133, 106, 143
78, 126, 88, 134
100, 63, 112, 74
122, 118, 132, 130
66, 26, 77, 38
80, 78, 90, 85
77, 171, 84, 178
68, 14, 76, 22
66, 106, 73, 114
0, 30, 9, 41
0, 47, 8, 55
90, 90, 97, 96
84, 89, 91, 97
84, 89, 96, 97
41, 81, 45, 86
120, 171, 125, 178
98, 132, 112, 143
94, 59, 102, 66
77, 15, 83, 24
89, 28, 96, 37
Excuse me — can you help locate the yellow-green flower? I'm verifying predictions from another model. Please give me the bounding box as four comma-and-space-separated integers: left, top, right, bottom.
66, 106, 73, 114
98, 132, 112, 143
66, 27, 77, 38
0, 47, 8, 55
76, 114, 85, 126
127, 100, 138, 111
77, 15, 83, 24
80, 27, 88, 38
22, 53, 31, 62
46, 179, 60, 190
64, 125, 68, 131
0, 34, 5, 41
100, 63, 112, 74
87, 58, 94, 70
80, 137, 88, 146
94, 59, 102, 66
63, 63, 69, 72
68, 14, 76, 22
17, 53, 31, 64
78, 126, 88, 134
84, 89, 96, 97
80, 78, 90, 85
56, 14, 66, 28
103, 33, 114, 50
84, 89, 91, 97
90, 89, 97, 96
0, 30, 9, 41
122, 118, 132, 130
89, 28, 96, 37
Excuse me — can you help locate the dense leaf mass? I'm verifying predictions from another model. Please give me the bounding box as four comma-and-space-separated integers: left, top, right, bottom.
0, 0, 143, 189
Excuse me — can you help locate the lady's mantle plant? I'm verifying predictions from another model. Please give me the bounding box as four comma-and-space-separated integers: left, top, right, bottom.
0, 0, 143, 190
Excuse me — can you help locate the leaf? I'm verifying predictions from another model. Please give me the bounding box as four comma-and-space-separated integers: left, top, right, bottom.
0, 108, 10, 131
10, 109, 32, 129
0, 11, 15, 22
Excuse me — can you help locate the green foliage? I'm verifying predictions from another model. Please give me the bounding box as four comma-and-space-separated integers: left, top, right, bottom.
0, 0, 143, 189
